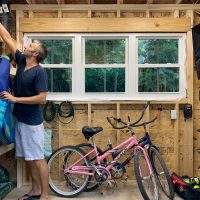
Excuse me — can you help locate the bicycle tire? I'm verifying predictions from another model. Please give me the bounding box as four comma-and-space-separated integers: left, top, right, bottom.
76, 143, 107, 192
47, 145, 91, 198
134, 150, 159, 200
149, 146, 174, 200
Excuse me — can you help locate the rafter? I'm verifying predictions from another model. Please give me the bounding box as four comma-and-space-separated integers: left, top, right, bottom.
117, 0, 123, 4
176, 0, 182, 4
57, 0, 65, 4
87, 0, 94, 4
26, 0, 32, 4
146, 0, 154, 4
11, 4, 200, 11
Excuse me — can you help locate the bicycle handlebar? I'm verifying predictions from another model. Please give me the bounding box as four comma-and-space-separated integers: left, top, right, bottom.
107, 103, 162, 130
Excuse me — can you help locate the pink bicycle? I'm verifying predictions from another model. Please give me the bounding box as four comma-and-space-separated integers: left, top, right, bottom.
47, 106, 160, 200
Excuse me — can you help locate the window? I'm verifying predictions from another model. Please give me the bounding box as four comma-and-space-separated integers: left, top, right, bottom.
24, 33, 186, 101
84, 38, 126, 93
137, 38, 180, 93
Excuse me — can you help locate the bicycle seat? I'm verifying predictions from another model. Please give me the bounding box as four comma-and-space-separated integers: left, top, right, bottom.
82, 126, 103, 140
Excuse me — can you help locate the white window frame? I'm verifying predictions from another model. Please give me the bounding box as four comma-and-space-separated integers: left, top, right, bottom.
134, 33, 186, 100
23, 33, 186, 101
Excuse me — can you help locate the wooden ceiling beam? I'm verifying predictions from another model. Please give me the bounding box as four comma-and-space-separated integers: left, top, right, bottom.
19, 17, 191, 33
11, 4, 200, 11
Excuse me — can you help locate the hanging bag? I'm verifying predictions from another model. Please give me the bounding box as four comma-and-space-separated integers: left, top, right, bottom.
2, 100, 16, 144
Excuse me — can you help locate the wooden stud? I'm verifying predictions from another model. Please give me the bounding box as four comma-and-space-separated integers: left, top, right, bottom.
146, 10, 150, 18
17, 160, 22, 188
28, 11, 34, 18
145, 103, 150, 133
88, 103, 91, 126
117, 10, 120, 17
88, 9, 92, 17
174, 103, 179, 174
58, 10, 62, 18
16, 10, 24, 50
117, 103, 120, 142
174, 10, 179, 18
186, 10, 194, 27
182, 31, 194, 176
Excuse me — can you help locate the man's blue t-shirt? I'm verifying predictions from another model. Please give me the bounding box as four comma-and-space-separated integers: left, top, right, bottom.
14, 49, 48, 125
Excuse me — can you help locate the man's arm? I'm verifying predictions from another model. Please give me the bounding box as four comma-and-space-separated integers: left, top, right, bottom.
0, 91, 47, 104
0, 23, 16, 57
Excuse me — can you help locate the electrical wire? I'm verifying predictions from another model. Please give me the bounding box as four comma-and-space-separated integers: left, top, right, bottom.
43, 101, 57, 122
57, 101, 74, 124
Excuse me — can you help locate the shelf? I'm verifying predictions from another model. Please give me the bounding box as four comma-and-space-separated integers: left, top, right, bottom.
0, 143, 15, 156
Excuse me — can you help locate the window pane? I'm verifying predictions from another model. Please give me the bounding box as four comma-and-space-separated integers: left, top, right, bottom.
39, 40, 72, 64
138, 68, 179, 92
85, 39, 125, 64
46, 68, 72, 92
85, 68, 125, 92
138, 39, 178, 64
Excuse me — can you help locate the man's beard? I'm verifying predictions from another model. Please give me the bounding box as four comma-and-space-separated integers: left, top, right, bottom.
22, 51, 33, 58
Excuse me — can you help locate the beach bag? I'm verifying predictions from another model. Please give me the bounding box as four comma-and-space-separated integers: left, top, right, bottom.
171, 172, 200, 200
2, 101, 16, 144
0, 100, 8, 142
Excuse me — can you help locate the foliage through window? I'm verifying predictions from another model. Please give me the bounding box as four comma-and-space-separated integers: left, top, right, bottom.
84, 38, 126, 93
137, 37, 181, 94
85, 68, 125, 92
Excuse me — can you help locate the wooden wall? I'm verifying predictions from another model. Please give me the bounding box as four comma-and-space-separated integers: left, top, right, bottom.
6, 3, 200, 184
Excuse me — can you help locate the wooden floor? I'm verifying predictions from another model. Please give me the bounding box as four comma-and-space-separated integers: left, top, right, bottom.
5, 181, 183, 200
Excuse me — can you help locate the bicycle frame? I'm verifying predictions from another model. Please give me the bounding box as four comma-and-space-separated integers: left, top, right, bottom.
64, 132, 154, 179
114, 131, 154, 168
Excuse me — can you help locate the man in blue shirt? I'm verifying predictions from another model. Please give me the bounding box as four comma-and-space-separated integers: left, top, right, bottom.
0, 22, 49, 200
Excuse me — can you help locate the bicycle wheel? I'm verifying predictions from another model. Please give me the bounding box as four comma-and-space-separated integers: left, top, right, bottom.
48, 145, 91, 198
134, 150, 159, 200
76, 143, 106, 192
149, 146, 174, 200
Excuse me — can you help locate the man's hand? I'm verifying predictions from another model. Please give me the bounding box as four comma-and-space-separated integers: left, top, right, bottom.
0, 23, 16, 57
0, 91, 16, 103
